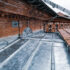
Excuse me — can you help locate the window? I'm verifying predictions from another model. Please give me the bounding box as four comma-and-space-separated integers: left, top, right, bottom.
12, 21, 18, 28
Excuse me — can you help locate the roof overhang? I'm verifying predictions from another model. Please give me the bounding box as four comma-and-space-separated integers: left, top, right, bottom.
24, 0, 70, 21
24, 0, 58, 17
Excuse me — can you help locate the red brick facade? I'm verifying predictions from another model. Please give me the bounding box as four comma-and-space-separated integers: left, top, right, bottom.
0, 16, 43, 37
0, 0, 70, 38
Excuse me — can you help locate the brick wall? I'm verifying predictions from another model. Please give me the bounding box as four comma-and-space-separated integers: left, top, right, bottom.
45, 22, 70, 32
0, 16, 70, 38
0, 17, 43, 38
0, 0, 70, 38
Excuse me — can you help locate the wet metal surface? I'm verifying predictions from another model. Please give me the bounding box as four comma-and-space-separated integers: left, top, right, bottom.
0, 40, 40, 70
0, 32, 70, 70
28, 42, 52, 70
53, 44, 70, 70
0, 39, 27, 63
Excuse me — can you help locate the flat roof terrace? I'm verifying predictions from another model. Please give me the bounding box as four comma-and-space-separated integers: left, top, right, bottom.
0, 31, 70, 70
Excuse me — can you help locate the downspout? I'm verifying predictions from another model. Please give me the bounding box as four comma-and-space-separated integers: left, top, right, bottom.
18, 20, 21, 39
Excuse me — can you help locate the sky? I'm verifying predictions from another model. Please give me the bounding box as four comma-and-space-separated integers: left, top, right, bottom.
51, 0, 70, 10
46, 0, 70, 16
